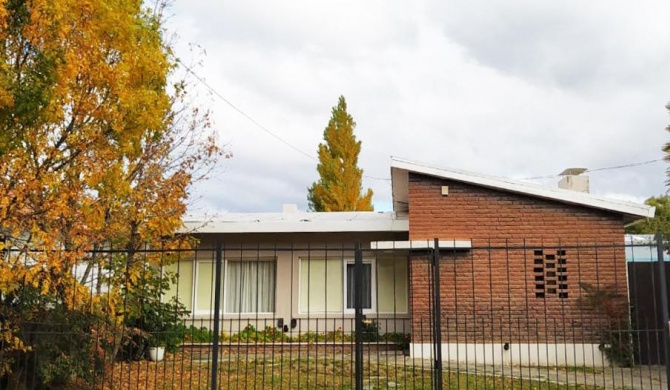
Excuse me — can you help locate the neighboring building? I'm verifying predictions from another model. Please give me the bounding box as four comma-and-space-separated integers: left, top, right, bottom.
170, 158, 654, 366
624, 234, 669, 365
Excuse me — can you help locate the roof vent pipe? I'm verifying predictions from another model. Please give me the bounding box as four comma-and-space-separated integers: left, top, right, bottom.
558, 168, 589, 193
282, 204, 299, 213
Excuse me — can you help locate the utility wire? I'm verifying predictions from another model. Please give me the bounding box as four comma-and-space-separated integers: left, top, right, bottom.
177, 59, 661, 184
177, 58, 391, 181
177, 58, 317, 162
522, 159, 664, 180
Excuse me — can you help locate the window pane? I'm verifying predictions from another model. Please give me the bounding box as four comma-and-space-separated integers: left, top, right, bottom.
225, 261, 276, 313
377, 257, 408, 314
300, 258, 343, 312
195, 262, 215, 312
346, 263, 371, 309
163, 261, 193, 311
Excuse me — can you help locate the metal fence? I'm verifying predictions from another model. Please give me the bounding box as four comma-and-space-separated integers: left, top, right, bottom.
1, 237, 669, 389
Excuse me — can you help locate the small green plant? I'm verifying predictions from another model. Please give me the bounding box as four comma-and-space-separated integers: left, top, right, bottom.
141, 298, 188, 352
204, 323, 405, 348
579, 283, 634, 367
230, 325, 290, 343
324, 327, 351, 342
183, 325, 215, 343
361, 320, 380, 342
294, 327, 352, 343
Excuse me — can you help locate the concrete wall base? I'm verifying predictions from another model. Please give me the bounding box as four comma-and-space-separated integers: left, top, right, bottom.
410, 343, 609, 367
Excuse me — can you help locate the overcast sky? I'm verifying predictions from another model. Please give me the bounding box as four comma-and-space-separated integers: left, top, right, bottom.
166, 0, 670, 214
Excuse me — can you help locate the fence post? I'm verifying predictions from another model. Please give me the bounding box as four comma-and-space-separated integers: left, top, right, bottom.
210, 242, 223, 390
432, 238, 443, 390
655, 232, 670, 384
354, 241, 364, 390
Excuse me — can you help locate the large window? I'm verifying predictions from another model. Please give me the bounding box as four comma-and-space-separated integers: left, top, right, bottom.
299, 257, 407, 315
193, 258, 276, 315
225, 260, 276, 313
299, 258, 343, 313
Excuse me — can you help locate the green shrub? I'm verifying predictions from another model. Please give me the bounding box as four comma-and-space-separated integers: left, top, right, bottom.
183, 325, 215, 343
579, 283, 634, 367
0, 289, 104, 389
230, 324, 290, 343
361, 320, 380, 342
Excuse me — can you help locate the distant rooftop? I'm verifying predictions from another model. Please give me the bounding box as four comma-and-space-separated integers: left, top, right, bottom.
625, 234, 669, 262
182, 211, 409, 234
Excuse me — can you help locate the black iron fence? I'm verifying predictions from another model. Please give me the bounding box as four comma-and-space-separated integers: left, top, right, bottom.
1, 237, 669, 389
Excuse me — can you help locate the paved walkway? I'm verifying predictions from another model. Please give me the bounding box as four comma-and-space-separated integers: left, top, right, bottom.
445, 363, 667, 390
188, 348, 669, 389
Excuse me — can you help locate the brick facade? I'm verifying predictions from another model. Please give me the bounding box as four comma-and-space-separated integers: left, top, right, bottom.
407, 173, 627, 344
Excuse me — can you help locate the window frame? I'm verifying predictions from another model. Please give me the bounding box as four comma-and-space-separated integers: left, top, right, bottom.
192, 258, 277, 316
193, 260, 218, 316
343, 259, 376, 315
297, 257, 345, 314
223, 258, 277, 315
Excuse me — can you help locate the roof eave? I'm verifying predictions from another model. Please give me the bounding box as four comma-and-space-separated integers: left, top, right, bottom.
390, 158, 654, 221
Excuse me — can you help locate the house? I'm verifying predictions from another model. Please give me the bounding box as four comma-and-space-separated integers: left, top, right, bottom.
168, 210, 411, 335
168, 157, 654, 366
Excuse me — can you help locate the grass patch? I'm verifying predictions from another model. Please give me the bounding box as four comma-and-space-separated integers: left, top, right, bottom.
75, 352, 607, 389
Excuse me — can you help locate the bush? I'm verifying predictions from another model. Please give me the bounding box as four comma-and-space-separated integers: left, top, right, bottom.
230, 324, 290, 343
579, 283, 634, 367
0, 289, 104, 389
183, 325, 215, 343
361, 320, 380, 342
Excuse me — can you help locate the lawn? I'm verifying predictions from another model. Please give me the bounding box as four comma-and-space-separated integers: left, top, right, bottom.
80, 351, 604, 390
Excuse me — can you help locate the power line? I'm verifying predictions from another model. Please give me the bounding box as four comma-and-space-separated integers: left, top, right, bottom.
177, 58, 317, 162
177, 58, 391, 181
177, 60, 661, 184
522, 159, 664, 180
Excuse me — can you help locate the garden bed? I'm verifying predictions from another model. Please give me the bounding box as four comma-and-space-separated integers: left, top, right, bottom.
180, 341, 406, 361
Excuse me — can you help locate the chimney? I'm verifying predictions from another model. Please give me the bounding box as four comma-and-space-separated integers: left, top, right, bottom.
558, 168, 589, 193
282, 204, 299, 213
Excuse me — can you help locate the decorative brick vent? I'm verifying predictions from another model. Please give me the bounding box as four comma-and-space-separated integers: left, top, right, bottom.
533, 249, 568, 299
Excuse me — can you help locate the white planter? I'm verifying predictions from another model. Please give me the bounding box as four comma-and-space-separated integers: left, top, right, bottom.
148, 346, 165, 362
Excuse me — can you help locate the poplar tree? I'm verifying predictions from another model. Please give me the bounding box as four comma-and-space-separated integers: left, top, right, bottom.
308, 96, 374, 211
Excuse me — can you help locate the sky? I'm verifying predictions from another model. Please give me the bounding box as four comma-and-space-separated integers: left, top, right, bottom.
166, 0, 670, 214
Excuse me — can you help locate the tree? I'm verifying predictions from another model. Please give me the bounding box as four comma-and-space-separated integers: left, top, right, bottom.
625, 195, 670, 236
307, 96, 373, 211
0, 0, 222, 385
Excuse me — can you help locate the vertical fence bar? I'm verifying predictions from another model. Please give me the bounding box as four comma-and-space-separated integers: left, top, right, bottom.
432, 238, 443, 390
354, 242, 364, 390
655, 232, 670, 385
210, 242, 223, 390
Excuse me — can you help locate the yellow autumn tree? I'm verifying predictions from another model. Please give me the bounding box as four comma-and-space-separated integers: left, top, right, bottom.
308, 96, 374, 211
0, 0, 222, 385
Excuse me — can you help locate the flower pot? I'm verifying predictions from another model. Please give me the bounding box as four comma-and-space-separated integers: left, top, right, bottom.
148, 346, 165, 362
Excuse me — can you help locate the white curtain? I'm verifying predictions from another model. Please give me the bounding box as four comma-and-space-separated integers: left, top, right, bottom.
225, 261, 275, 313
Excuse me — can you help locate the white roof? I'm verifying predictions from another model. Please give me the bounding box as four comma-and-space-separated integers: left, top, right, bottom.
183, 211, 409, 234
391, 157, 654, 223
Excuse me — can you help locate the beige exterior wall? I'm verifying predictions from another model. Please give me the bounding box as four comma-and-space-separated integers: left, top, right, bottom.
166, 231, 411, 335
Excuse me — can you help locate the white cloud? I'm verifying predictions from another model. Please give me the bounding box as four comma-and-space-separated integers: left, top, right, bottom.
167, 0, 670, 213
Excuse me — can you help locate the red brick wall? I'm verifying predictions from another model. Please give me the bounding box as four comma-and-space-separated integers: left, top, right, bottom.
407, 173, 628, 344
